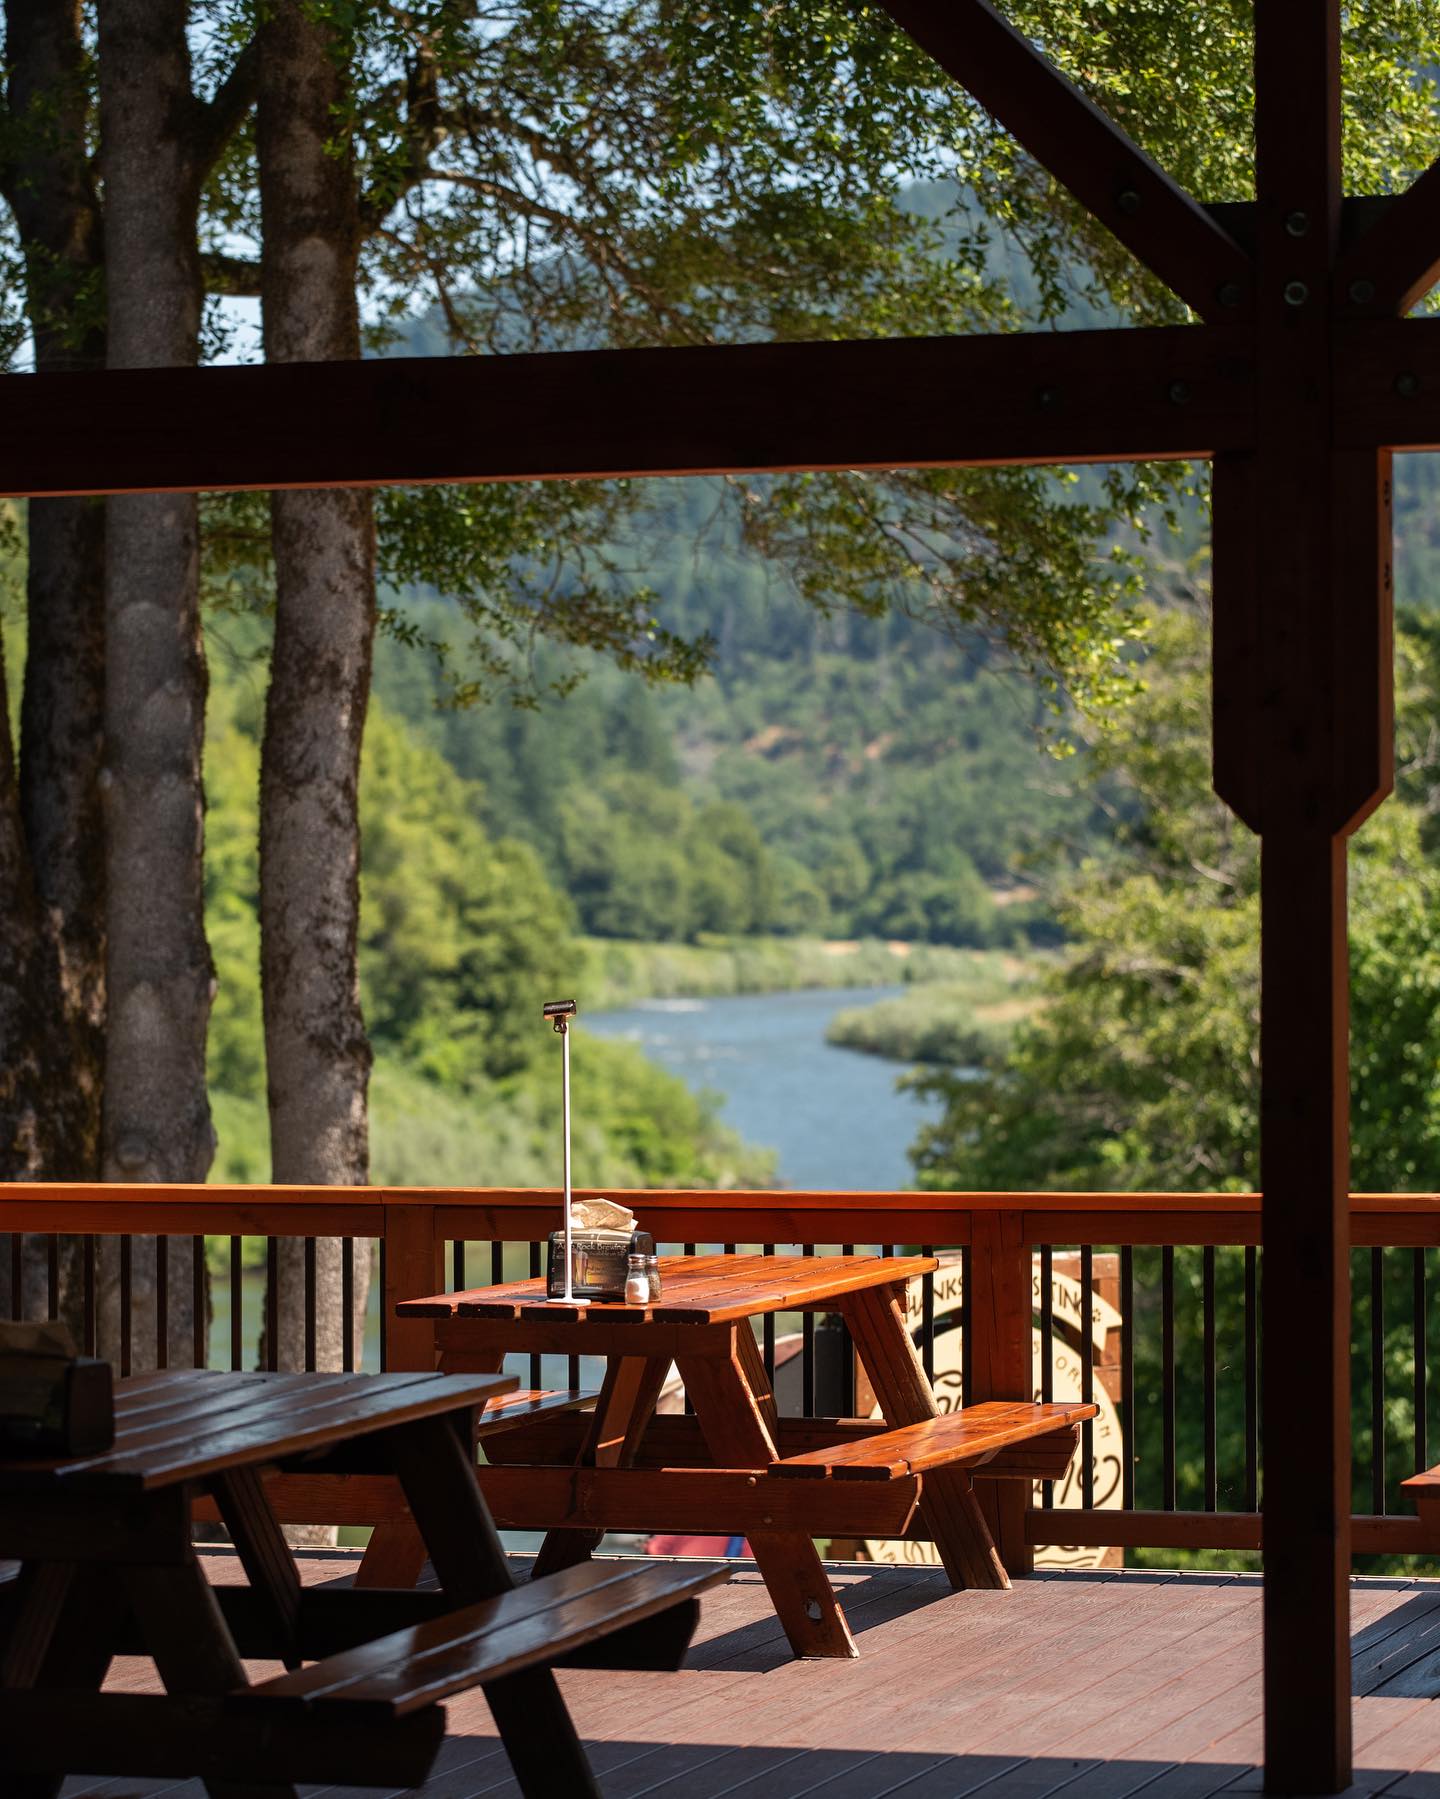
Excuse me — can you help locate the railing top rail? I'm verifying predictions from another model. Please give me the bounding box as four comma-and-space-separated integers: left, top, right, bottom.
4, 1184, 1440, 1244
4, 1183, 1440, 1211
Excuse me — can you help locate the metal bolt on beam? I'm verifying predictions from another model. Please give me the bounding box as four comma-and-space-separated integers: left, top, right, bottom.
1283, 280, 1309, 306
1395, 372, 1422, 398
1216, 281, 1244, 308
1348, 278, 1376, 306
1035, 386, 1061, 409
1284, 209, 1310, 237
1115, 187, 1141, 215
1167, 381, 1192, 405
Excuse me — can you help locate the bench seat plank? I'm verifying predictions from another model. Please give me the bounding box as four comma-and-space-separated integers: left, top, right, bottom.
768, 1400, 1097, 1482
475, 1387, 595, 1437
237, 1558, 729, 1720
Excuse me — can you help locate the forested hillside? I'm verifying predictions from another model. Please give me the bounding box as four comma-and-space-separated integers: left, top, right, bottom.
373, 477, 1098, 952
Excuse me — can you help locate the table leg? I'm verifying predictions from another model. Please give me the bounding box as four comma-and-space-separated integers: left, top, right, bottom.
840, 1283, 1009, 1591
2, 1561, 127, 1799
533, 1353, 670, 1577
388, 1413, 602, 1799
678, 1342, 857, 1660
734, 1318, 780, 1439
121, 1557, 299, 1799
210, 1465, 302, 1668
356, 1342, 508, 1588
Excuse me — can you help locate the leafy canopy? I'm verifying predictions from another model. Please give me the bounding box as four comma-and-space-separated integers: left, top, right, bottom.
910, 608, 1440, 1194
198, 0, 1440, 717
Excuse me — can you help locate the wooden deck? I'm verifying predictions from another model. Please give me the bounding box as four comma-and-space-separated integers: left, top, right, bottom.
58, 1552, 1440, 1799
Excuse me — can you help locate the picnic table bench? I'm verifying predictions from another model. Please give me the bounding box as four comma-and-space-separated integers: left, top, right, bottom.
364, 1253, 1096, 1660
0, 1369, 727, 1799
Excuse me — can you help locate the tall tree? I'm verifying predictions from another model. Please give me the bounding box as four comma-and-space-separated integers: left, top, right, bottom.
0, 0, 107, 1325
256, 0, 374, 1363
0, 0, 106, 1185
95, 0, 253, 1360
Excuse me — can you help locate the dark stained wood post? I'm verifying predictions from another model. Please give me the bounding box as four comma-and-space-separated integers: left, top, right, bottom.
1212, 5, 1393, 1789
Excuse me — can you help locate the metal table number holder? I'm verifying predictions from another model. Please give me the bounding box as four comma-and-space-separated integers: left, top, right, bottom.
543, 999, 577, 1303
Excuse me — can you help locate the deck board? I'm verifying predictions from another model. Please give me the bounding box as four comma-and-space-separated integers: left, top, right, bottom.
52, 1554, 1440, 1799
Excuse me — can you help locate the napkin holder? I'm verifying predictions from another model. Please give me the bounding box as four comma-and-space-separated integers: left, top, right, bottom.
547, 1228, 631, 1299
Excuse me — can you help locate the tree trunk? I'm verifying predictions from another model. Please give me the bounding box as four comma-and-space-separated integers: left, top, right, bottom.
257, 0, 374, 1372
0, 0, 107, 1183
0, 0, 108, 1329
95, 0, 213, 1364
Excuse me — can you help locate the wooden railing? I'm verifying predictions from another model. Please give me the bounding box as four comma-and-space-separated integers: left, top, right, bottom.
6, 1184, 1440, 1566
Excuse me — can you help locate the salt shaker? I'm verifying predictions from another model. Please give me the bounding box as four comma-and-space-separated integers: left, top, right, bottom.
624, 1253, 650, 1306
629, 1229, 661, 1302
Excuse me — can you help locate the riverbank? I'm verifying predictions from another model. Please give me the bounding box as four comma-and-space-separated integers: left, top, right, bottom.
825, 959, 1043, 1065
579, 934, 1005, 1010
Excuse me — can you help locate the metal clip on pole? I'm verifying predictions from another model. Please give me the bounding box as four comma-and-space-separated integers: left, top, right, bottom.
542, 1000, 577, 1303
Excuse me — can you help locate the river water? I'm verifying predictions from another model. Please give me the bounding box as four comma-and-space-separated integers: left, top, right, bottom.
587, 986, 942, 1191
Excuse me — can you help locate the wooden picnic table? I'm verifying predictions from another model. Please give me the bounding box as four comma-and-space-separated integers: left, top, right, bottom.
385, 1253, 1094, 1661
0, 1368, 725, 1799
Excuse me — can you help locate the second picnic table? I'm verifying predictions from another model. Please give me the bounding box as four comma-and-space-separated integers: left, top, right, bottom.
382, 1253, 1093, 1660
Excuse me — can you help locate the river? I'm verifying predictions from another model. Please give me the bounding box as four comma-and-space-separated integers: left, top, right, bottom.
587, 986, 942, 1190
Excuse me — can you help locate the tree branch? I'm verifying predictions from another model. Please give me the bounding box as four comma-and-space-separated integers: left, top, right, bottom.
201, 250, 262, 296
357, 3, 464, 234
193, 39, 258, 182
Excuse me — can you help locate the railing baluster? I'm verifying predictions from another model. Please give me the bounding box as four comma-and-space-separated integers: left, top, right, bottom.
46, 1234, 59, 1323
265, 1237, 279, 1373
1080, 1243, 1094, 1510
528, 1241, 541, 1392
762, 1243, 775, 1386
960, 1243, 973, 1409
378, 1237, 387, 1372
303, 1238, 317, 1373
1373, 1245, 1386, 1515
1203, 1244, 1216, 1512
1040, 1244, 1054, 1509
9, 1234, 21, 1320
193, 1235, 206, 1369
1162, 1244, 1176, 1511
453, 1237, 465, 1294
1245, 1244, 1259, 1511
839, 1244, 856, 1415
490, 1240, 503, 1285
921, 1246, 935, 1384
1121, 1245, 1134, 1511
119, 1234, 133, 1378
342, 1237, 355, 1373
801, 1243, 815, 1415
155, 1236, 168, 1371
83, 1235, 97, 1356
1416, 1247, 1428, 1477
230, 1235, 243, 1372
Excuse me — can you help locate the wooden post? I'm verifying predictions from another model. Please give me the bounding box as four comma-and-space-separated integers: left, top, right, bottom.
381, 1202, 443, 1373
967, 1211, 1033, 1576
1210, 8, 1392, 1789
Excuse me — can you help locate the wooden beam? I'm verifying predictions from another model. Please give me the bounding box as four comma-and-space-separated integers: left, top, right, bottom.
1335, 158, 1440, 317
1335, 315, 1440, 449
877, 0, 1252, 320
0, 326, 1251, 499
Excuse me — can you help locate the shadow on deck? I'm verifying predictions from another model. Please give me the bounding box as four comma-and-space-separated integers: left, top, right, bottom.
61, 1555, 1440, 1799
